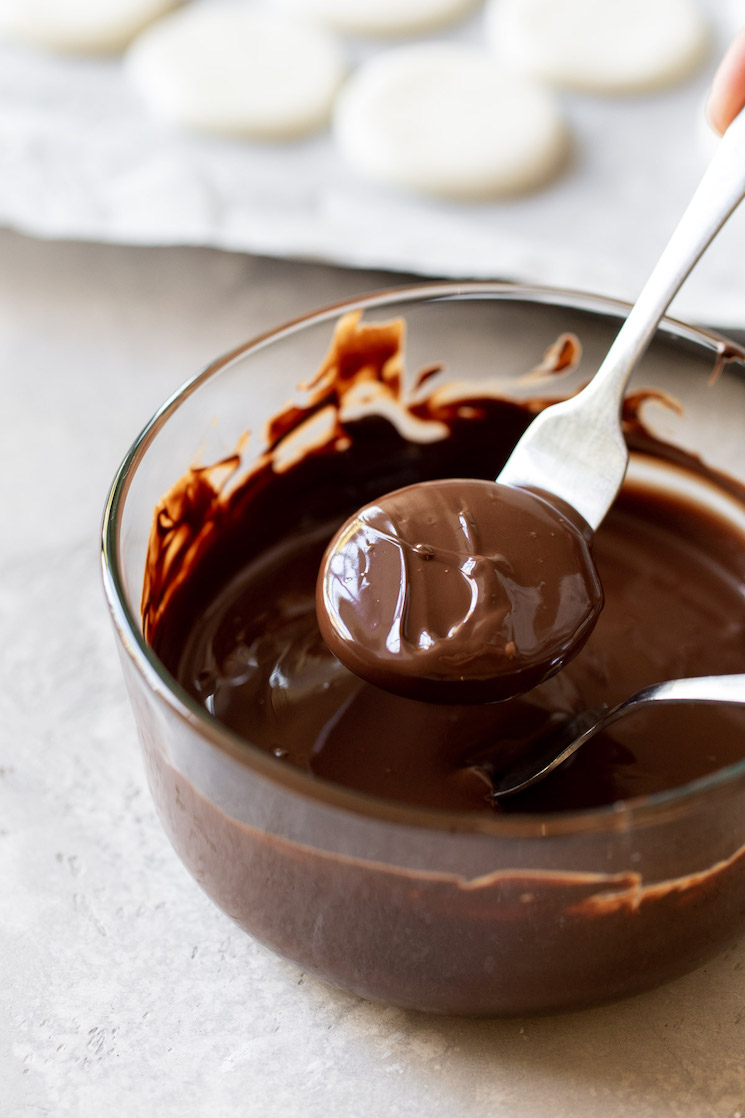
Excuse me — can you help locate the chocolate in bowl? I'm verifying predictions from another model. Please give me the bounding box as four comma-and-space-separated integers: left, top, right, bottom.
102, 283, 745, 1015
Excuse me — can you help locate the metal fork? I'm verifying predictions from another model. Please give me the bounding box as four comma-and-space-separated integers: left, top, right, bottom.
498, 108, 745, 531
490, 673, 745, 798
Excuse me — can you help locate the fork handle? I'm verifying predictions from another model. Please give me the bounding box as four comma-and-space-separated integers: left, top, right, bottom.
582, 106, 745, 413
619, 672, 745, 713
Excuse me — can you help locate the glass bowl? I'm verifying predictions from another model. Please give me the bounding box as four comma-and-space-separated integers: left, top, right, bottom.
101, 282, 745, 1016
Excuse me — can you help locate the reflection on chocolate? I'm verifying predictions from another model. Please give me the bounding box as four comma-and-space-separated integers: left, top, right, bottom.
317, 477, 602, 703
144, 311, 745, 815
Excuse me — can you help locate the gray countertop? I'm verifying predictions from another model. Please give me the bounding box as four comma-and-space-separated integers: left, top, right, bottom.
3, 228, 745, 1118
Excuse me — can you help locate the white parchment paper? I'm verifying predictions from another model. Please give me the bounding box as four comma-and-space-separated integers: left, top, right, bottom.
1, 0, 744, 325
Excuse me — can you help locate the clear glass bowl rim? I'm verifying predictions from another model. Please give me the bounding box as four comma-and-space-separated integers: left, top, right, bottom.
101, 279, 745, 840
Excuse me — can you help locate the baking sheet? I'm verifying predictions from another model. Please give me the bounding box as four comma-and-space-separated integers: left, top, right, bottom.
1, 0, 744, 325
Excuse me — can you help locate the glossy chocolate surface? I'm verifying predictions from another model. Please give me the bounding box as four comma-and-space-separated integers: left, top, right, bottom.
317, 478, 603, 703
145, 313, 745, 815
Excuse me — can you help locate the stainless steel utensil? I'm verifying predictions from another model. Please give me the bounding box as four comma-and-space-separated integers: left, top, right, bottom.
490, 674, 745, 798
499, 109, 745, 531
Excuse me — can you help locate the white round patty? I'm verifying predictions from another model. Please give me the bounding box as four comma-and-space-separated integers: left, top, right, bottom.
333, 43, 568, 199
126, 4, 346, 139
0, 0, 181, 54
484, 0, 710, 94
277, 0, 481, 38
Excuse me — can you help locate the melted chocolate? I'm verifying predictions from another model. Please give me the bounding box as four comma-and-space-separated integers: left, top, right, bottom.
317, 478, 602, 703
145, 313, 745, 815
